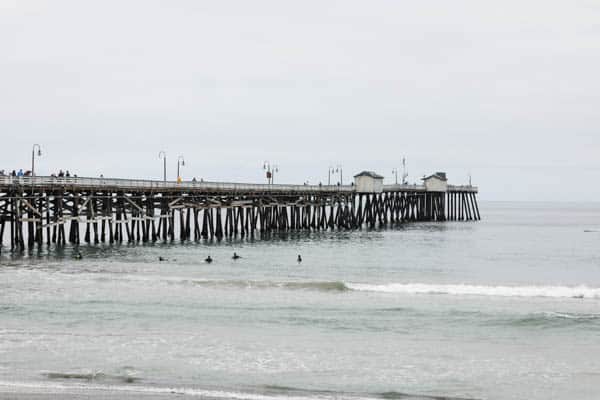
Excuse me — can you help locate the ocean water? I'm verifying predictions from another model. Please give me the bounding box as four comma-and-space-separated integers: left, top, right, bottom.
1, 201, 600, 400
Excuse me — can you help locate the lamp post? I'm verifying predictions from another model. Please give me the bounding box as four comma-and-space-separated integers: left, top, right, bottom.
31, 144, 42, 177
402, 157, 408, 184
392, 168, 398, 185
158, 151, 167, 181
177, 155, 185, 181
335, 165, 343, 185
328, 166, 336, 186
263, 161, 279, 185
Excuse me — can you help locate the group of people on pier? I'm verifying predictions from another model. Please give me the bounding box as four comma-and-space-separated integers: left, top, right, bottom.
50, 170, 77, 177
0, 169, 30, 177
0, 169, 77, 177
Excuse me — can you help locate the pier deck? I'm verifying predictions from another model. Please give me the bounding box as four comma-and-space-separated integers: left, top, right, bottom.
0, 176, 477, 194
0, 176, 480, 252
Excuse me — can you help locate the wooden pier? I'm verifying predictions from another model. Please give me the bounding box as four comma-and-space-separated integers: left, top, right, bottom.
0, 175, 480, 252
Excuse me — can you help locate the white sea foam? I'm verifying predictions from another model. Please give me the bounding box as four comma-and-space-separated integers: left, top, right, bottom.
345, 282, 600, 299
0, 380, 369, 400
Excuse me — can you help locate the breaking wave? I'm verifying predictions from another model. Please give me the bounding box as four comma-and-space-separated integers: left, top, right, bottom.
345, 283, 600, 299
118, 275, 600, 299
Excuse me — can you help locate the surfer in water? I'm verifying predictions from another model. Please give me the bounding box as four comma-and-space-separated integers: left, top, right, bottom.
205, 255, 213, 263
158, 256, 166, 262
232, 252, 241, 260
297, 254, 302, 263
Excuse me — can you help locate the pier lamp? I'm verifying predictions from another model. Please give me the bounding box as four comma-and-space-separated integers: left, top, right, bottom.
263, 161, 279, 185
263, 162, 270, 184
158, 151, 167, 182
271, 165, 279, 184
392, 168, 398, 185
177, 156, 185, 181
335, 165, 343, 185
328, 166, 336, 186
31, 144, 42, 177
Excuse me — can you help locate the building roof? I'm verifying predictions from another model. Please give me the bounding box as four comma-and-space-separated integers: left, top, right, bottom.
354, 171, 384, 179
422, 172, 448, 181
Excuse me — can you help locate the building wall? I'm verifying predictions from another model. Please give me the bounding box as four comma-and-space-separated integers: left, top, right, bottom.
424, 177, 448, 192
355, 176, 383, 193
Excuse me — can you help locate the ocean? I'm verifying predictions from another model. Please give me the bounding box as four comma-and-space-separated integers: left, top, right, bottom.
1, 201, 599, 400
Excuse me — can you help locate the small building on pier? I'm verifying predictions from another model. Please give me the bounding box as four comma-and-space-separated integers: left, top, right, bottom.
354, 171, 384, 193
422, 172, 448, 192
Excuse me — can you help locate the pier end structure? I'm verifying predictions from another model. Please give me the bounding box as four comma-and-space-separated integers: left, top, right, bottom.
0, 173, 480, 251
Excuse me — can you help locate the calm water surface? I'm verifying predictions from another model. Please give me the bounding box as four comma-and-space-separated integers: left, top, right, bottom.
1, 202, 599, 400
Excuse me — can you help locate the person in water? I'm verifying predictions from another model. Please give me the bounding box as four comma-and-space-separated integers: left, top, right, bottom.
158, 256, 166, 262
232, 252, 241, 260
297, 255, 302, 263
74, 251, 83, 260
205, 255, 213, 263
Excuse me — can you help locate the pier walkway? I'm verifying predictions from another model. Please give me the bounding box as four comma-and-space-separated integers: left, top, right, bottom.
0, 176, 477, 194
0, 175, 480, 252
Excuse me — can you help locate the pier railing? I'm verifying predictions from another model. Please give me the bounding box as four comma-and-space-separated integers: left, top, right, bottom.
446, 185, 478, 193
383, 184, 478, 193
0, 176, 356, 194
0, 176, 477, 194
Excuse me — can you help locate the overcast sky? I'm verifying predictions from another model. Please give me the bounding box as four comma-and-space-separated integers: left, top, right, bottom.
1, 0, 599, 201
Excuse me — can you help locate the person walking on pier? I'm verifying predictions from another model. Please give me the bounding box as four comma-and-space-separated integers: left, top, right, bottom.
17, 169, 23, 177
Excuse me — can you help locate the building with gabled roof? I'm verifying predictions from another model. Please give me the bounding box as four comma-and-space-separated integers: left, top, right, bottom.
354, 171, 384, 193
422, 172, 448, 192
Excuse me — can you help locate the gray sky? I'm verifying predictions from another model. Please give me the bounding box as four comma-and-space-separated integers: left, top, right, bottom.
1, 0, 599, 201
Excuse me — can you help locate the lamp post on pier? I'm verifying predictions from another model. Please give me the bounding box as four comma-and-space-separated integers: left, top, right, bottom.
334, 165, 343, 185
158, 151, 167, 181
328, 166, 336, 186
263, 161, 279, 185
177, 155, 185, 182
392, 168, 398, 185
31, 144, 42, 177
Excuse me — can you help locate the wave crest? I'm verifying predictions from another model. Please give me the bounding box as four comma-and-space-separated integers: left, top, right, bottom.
179, 279, 350, 292
345, 283, 600, 299
43, 370, 140, 383
126, 275, 600, 299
